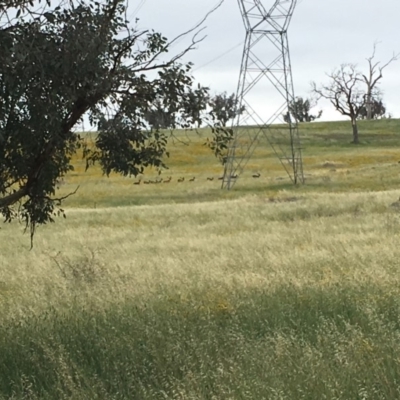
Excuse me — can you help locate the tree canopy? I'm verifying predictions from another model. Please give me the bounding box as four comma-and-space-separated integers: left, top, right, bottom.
0, 0, 229, 243
283, 97, 322, 123
208, 92, 245, 127
357, 98, 387, 120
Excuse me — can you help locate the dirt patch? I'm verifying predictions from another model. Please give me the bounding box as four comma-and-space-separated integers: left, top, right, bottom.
321, 161, 347, 169
267, 196, 302, 203
321, 161, 345, 169
390, 197, 400, 209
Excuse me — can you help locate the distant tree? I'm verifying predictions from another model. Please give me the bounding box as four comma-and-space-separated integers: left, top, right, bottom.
203, 120, 234, 166
312, 64, 368, 144
145, 83, 211, 131
208, 92, 245, 127
144, 99, 176, 130
0, 0, 227, 242
362, 43, 398, 120
142, 84, 234, 166
357, 97, 386, 120
180, 88, 235, 166
283, 97, 322, 123
181, 83, 211, 128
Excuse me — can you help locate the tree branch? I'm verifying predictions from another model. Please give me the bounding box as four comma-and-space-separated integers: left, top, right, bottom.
0, 187, 28, 208
128, 0, 225, 73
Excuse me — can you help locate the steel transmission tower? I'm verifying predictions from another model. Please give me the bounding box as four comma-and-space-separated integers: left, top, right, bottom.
222, 0, 304, 189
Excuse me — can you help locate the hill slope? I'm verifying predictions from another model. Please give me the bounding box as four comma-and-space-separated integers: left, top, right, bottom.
59, 119, 400, 208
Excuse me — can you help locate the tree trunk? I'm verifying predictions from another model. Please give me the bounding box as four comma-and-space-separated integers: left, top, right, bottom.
351, 119, 359, 144
366, 90, 372, 120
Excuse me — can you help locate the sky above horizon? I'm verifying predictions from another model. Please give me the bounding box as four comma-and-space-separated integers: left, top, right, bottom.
130, 0, 400, 121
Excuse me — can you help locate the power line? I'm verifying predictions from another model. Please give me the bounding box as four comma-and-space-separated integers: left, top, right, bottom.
192, 41, 243, 72
127, 0, 148, 22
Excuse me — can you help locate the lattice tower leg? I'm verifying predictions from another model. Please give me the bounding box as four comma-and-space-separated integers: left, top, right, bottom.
222, 0, 304, 190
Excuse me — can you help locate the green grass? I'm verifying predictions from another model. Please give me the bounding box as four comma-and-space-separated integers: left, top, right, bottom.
3, 285, 400, 399
2, 119, 400, 399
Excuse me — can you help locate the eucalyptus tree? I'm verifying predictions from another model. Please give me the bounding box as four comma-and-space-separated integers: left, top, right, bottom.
0, 0, 229, 242
208, 92, 245, 127
283, 97, 322, 123
358, 98, 387, 120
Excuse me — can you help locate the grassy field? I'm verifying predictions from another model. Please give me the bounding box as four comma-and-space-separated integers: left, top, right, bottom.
1, 119, 400, 399
58, 118, 400, 208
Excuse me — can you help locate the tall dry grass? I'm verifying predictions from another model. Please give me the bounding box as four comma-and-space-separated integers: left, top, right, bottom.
2, 189, 400, 398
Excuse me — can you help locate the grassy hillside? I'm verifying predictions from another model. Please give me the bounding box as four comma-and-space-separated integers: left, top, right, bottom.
1, 119, 400, 399
59, 118, 400, 208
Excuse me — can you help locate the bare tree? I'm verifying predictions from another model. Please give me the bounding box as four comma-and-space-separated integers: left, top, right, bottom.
312, 64, 366, 144
363, 43, 399, 120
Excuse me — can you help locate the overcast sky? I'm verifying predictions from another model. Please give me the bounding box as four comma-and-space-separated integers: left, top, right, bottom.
131, 0, 399, 121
